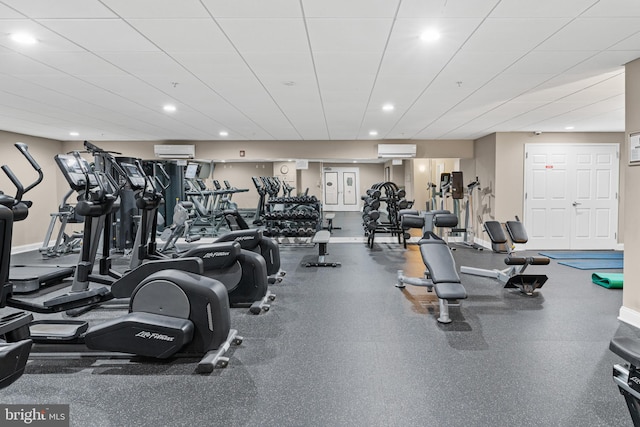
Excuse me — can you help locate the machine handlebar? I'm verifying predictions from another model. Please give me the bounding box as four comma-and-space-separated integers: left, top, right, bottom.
1, 143, 45, 203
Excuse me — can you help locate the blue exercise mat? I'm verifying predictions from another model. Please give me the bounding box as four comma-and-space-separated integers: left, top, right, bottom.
539, 251, 623, 259
558, 259, 623, 270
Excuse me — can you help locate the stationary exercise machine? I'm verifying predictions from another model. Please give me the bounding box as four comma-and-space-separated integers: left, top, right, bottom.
0, 144, 241, 372
395, 210, 467, 323
459, 218, 549, 295
8, 151, 77, 293
610, 337, 640, 426
39, 188, 83, 258
90, 148, 276, 314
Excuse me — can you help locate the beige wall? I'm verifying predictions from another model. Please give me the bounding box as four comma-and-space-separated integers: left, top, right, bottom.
622, 58, 640, 318
211, 162, 273, 209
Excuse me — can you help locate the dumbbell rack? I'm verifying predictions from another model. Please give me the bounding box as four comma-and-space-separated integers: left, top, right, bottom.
263, 196, 321, 244
264, 196, 322, 244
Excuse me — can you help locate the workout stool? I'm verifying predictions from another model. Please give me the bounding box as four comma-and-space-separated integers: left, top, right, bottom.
323, 213, 341, 232
306, 230, 340, 267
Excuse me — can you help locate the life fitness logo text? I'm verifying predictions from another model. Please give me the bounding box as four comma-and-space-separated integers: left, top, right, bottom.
2, 405, 69, 426
202, 251, 230, 259
234, 235, 255, 242
135, 331, 175, 342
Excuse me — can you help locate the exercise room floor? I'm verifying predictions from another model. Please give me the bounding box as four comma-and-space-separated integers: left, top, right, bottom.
1, 212, 634, 426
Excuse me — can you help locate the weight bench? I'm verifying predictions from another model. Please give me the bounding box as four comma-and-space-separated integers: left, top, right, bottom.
305, 230, 340, 267
323, 213, 341, 233
396, 215, 467, 324
460, 219, 549, 295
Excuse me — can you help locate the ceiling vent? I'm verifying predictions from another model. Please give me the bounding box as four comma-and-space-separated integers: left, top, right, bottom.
153, 144, 195, 159
377, 144, 417, 158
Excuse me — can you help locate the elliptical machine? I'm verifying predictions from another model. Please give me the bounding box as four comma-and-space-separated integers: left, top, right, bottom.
0, 142, 241, 372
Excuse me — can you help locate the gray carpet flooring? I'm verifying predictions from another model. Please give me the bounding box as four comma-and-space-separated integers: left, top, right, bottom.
0, 211, 634, 426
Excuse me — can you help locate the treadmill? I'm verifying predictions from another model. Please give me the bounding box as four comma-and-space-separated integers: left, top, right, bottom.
8, 155, 87, 293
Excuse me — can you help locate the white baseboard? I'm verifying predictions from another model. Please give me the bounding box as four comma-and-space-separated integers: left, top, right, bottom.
11, 243, 41, 254
619, 306, 640, 330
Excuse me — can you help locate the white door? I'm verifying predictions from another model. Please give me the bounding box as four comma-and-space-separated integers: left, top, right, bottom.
323, 167, 360, 211
524, 144, 619, 250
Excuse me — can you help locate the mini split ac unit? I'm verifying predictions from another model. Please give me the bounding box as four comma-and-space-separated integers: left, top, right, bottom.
377, 144, 417, 158
153, 144, 195, 159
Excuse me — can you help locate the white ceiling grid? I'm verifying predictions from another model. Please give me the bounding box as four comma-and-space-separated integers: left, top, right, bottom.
0, 0, 636, 142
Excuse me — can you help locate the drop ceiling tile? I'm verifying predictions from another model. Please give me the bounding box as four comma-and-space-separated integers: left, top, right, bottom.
38, 19, 160, 52
444, 50, 524, 77
463, 17, 571, 52
567, 51, 640, 73
171, 52, 250, 77
128, 19, 236, 53
490, 0, 596, 18
537, 17, 640, 51
611, 31, 640, 51
217, 18, 309, 53
302, 0, 399, 18
306, 18, 393, 53
242, 52, 315, 76
0, 53, 58, 75
582, 0, 640, 17
29, 51, 123, 75
505, 50, 599, 74
313, 52, 382, 75
101, 0, 209, 18
398, 0, 499, 18
2, 0, 117, 18
0, 3, 26, 18
200, 0, 301, 18
99, 51, 194, 77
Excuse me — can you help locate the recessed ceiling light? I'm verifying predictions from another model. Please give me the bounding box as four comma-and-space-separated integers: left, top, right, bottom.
565, 126, 575, 130
382, 104, 394, 112
420, 29, 441, 42
163, 104, 176, 113
219, 131, 228, 137
10, 33, 38, 45
353, 160, 357, 163
369, 130, 378, 136
69, 131, 79, 136
221, 160, 226, 163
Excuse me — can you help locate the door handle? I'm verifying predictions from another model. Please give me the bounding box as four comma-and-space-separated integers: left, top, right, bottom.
572, 201, 582, 207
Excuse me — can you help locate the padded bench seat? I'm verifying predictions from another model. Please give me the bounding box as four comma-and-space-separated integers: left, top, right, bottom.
433, 282, 467, 301
306, 231, 340, 267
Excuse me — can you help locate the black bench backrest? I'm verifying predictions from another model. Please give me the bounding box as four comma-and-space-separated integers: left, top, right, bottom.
505, 221, 529, 244
484, 221, 508, 244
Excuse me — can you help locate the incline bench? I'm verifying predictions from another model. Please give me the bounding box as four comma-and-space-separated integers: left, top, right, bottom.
396, 212, 467, 324
305, 230, 340, 267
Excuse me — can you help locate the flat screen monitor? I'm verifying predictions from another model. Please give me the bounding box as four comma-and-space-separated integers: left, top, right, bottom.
185, 163, 199, 179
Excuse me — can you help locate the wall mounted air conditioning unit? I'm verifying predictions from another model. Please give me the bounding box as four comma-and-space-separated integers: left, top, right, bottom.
377, 144, 417, 158
153, 144, 195, 159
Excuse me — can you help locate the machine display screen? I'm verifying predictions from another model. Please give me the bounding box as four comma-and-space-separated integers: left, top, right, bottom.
185, 163, 199, 179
